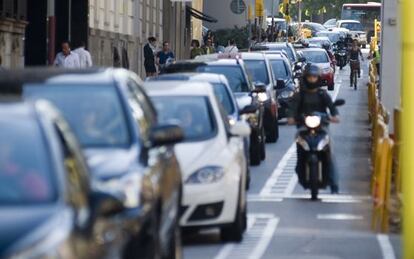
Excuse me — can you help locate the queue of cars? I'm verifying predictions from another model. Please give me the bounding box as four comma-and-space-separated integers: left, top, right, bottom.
0, 21, 346, 258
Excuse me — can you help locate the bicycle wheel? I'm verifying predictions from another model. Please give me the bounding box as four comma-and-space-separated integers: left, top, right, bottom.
354, 70, 358, 90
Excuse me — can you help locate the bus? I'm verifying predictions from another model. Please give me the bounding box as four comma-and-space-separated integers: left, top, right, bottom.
341, 2, 381, 40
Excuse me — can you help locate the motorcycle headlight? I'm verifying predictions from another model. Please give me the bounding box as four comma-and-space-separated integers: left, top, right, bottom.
93, 173, 141, 208
186, 166, 224, 184
305, 116, 321, 128
279, 90, 294, 99
257, 92, 268, 102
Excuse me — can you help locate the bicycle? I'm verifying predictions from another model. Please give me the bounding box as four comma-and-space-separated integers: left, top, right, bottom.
350, 59, 359, 90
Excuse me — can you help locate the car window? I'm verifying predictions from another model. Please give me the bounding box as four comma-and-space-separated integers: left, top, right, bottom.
268, 45, 295, 63
270, 60, 289, 79
243, 60, 270, 85
151, 96, 217, 142
196, 65, 250, 92
302, 51, 329, 63
340, 22, 363, 31
54, 123, 89, 211
24, 84, 131, 148
0, 118, 56, 205
212, 83, 236, 115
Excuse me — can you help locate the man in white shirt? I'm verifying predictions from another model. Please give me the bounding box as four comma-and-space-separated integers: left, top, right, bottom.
224, 39, 239, 54
73, 42, 93, 68
54, 41, 81, 68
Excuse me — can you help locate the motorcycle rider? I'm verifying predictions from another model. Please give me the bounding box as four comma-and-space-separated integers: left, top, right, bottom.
349, 39, 364, 81
336, 36, 347, 50
287, 64, 340, 194
345, 33, 353, 48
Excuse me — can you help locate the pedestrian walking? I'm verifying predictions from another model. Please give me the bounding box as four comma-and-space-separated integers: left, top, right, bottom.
202, 38, 216, 55
224, 39, 239, 54
190, 39, 205, 59
144, 37, 157, 77
156, 41, 175, 70
53, 41, 81, 68
73, 42, 93, 68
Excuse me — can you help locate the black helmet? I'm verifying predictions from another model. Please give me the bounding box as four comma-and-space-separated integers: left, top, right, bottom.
302, 63, 321, 90
339, 36, 344, 41
303, 63, 320, 78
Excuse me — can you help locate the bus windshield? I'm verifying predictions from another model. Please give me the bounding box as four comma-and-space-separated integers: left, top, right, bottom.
341, 4, 381, 32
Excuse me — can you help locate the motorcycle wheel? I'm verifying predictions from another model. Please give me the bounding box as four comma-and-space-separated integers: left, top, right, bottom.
339, 65, 343, 70
310, 161, 319, 201
250, 129, 261, 166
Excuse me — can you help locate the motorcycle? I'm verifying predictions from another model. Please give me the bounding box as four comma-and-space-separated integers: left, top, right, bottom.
295, 99, 345, 200
335, 48, 348, 70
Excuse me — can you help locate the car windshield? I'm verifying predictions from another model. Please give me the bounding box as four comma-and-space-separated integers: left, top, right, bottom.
243, 60, 270, 85
212, 83, 235, 114
310, 23, 326, 31
340, 22, 363, 31
270, 60, 289, 79
151, 96, 216, 141
24, 85, 131, 148
196, 65, 250, 92
267, 45, 296, 62
0, 118, 56, 205
302, 51, 329, 63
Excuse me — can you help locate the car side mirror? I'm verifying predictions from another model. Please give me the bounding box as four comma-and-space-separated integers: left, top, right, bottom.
252, 82, 266, 93
229, 121, 251, 137
150, 124, 184, 147
334, 99, 345, 106
274, 79, 286, 89
239, 104, 258, 115
90, 191, 125, 217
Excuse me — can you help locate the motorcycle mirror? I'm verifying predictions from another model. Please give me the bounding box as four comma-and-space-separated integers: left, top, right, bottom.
334, 99, 345, 106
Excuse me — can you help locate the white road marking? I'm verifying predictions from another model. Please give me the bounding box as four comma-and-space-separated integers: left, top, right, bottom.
317, 213, 364, 220
377, 234, 397, 259
213, 214, 279, 259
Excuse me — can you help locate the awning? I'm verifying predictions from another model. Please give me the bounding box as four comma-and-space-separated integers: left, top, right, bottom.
186, 6, 218, 23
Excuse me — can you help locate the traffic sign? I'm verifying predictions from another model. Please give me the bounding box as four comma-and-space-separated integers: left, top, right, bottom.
230, 0, 246, 15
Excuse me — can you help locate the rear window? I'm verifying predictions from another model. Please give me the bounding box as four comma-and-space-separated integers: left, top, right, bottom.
0, 118, 56, 205
196, 65, 250, 92
302, 51, 329, 63
244, 60, 270, 85
24, 84, 131, 148
268, 45, 296, 63
340, 22, 363, 31
151, 96, 217, 142
270, 60, 289, 79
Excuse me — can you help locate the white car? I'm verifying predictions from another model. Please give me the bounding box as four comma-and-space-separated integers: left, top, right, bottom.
336, 20, 368, 48
144, 81, 251, 242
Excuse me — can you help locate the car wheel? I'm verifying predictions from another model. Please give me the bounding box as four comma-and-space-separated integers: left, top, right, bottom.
246, 164, 251, 190
260, 127, 266, 161
250, 128, 261, 166
266, 115, 278, 143
220, 185, 246, 242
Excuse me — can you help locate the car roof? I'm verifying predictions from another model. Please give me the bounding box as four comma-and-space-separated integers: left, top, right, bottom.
338, 20, 360, 24
301, 48, 326, 52
0, 100, 36, 118
240, 52, 266, 60
149, 73, 227, 84
317, 30, 340, 34
0, 68, 128, 95
144, 81, 214, 97
309, 37, 330, 41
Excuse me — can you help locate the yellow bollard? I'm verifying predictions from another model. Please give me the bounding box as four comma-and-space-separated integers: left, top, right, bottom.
401, 0, 414, 256
393, 108, 402, 195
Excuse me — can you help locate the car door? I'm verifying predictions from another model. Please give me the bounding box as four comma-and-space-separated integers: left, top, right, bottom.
53, 118, 124, 259
126, 77, 181, 248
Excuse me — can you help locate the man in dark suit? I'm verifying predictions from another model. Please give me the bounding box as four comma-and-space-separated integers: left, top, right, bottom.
144, 37, 157, 77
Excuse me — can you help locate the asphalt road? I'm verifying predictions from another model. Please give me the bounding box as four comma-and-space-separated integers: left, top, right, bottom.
183, 51, 402, 259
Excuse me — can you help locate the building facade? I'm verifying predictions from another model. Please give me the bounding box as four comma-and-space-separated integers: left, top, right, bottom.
0, 0, 27, 69
203, 0, 248, 30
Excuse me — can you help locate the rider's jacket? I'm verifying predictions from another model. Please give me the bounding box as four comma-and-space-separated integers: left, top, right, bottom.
287, 86, 338, 122
336, 40, 347, 50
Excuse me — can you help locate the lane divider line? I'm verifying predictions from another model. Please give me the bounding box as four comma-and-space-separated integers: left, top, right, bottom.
377, 234, 397, 259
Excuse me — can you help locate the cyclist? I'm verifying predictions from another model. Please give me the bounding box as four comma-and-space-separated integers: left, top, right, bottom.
349, 39, 364, 86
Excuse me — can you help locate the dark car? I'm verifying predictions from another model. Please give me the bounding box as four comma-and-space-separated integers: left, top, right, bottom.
265, 53, 298, 119
0, 100, 127, 259
163, 59, 266, 166
1, 68, 184, 259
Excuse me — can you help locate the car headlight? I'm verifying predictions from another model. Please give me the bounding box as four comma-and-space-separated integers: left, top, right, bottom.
257, 92, 268, 102
186, 166, 224, 184
305, 116, 321, 128
279, 90, 294, 99
93, 173, 141, 208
